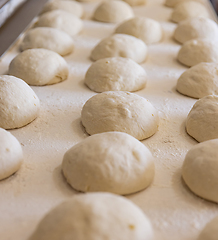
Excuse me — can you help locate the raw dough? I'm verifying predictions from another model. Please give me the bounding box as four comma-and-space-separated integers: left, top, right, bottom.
198, 216, 218, 240
35, 10, 83, 37
165, 0, 203, 8
122, 0, 147, 6
84, 57, 147, 92
0, 75, 40, 129
177, 39, 218, 67
9, 49, 69, 86
62, 132, 155, 195
186, 95, 218, 142
91, 34, 147, 64
176, 62, 218, 99
20, 27, 74, 56
182, 139, 218, 203
0, 128, 23, 180
81, 91, 159, 140
28, 192, 153, 240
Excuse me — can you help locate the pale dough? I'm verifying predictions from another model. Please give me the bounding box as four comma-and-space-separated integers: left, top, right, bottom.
165, 0, 203, 8
0, 128, 23, 180
198, 216, 218, 240
182, 139, 218, 203
186, 95, 218, 142
122, 0, 147, 6
0, 75, 40, 129
84, 57, 147, 92
91, 34, 147, 64
9, 49, 69, 86
81, 91, 159, 140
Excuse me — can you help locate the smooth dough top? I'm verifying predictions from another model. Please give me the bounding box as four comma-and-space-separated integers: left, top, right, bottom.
165, 0, 203, 8
122, 0, 147, 6
198, 216, 218, 240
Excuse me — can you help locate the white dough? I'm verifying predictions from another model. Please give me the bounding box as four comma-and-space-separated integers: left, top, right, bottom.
20, 27, 74, 56
0, 128, 23, 180
9, 49, 69, 86
182, 139, 218, 203
177, 39, 218, 67
81, 91, 159, 140
186, 95, 218, 142
28, 193, 153, 240
91, 34, 147, 64
115, 17, 163, 44
176, 62, 218, 99
84, 57, 147, 92
198, 216, 218, 240
122, 0, 147, 6
0, 75, 40, 129
165, 0, 203, 8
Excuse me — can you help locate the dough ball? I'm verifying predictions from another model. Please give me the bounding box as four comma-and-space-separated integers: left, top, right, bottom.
182, 139, 218, 203
84, 57, 147, 92
81, 91, 159, 140
0, 75, 40, 129
9, 49, 69, 86
186, 95, 218, 142
20, 27, 74, 56
198, 216, 218, 240
176, 62, 218, 99
93, 0, 134, 23
62, 132, 155, 195
122, 0, 147, 6
174, 17, 218, 44
171, 1, 209, 23
35, 10, 83, 37
0, 128, 23, 180
91, 34, 147, 64
165, 0, 203, 8
177, 39, 218, 67
115, 17, 163, 44
28, 193, 153, 240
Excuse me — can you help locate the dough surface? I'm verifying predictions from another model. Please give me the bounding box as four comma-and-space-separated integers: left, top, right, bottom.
186, 95, 218, 142
122, 0, 147, 6
165, 0, 203, 7
91, 34, 147, 64
85, 57, 147, 92
115, 17, 163, 44
81, 91, 159, 140
182, 139, 218, 203
198, 216, 218, 240
0, 128, 23, 180
9, 49, 69, 86
0, 75, 40, 129
20, 27, 74, 56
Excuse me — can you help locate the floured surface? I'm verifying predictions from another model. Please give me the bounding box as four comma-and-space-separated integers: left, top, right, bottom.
0, 0, 218, 240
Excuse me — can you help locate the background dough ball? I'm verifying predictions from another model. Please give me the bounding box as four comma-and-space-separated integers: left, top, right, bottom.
115, 17, 163, 44
28, 193, 153, 240
171, 1, 209, 23
20, 27, 74, 56
174, 17, 218, 44
182, 139, 218, 203
122, 0, 147, 6
9, 49, 69, 86
176, 62, 218, 99
62, 132, 155, 195
177, 39, 218, 67
91, 34, 147, 64
35, 10, 83, 37
85, 57, 147, 92
198, 216, 218, 240
0, 128, 23, 180
81, 91, 159, 140
93, 0, 134, 23
0, 75, 40, 129
165, 0, 203, 8
186, 95, 218, 142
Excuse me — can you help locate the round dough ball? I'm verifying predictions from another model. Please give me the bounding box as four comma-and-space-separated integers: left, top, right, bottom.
0, 128, 23, 180
93, 0, 134, 23
0, 75, 40, 129
20, 27, 74, 56
115, 17, 163, 44
62, 132, 155, 195
91, 34, 148, 64
174, 17, 218, 44
85, 57, 147, 92
186, 95, 218, 142
171, 1, 209, 23
81, 91, 159, 140
122, 0, 147, 6
176, 62, 218, 99
182, 139, 218, 203
165, 0, 203, 8
35, 10, 83, 37
28, 193, 153, 240
198, 216, 218, 240
177, 39, 218, 67
9, 49, 69, 86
